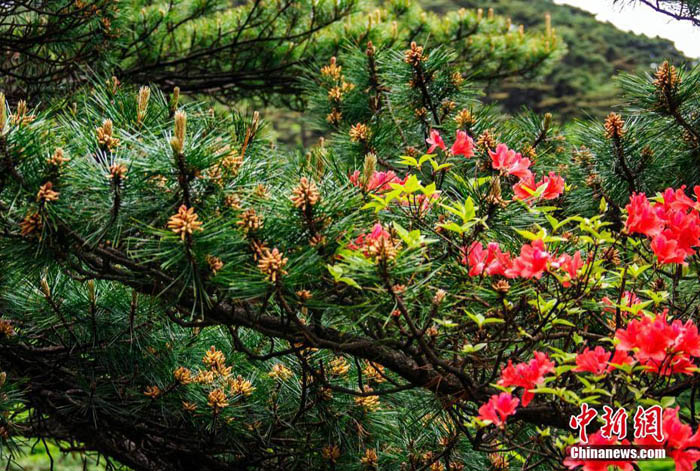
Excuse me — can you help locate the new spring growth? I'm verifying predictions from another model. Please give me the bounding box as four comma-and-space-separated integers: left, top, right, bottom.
362, 152, 377, 186
40, 277, 51, 297
544, 13, 556, 50
137, 86, 150, 124
170, 86, 180, 112
170, 110, 186, 154
238, 111, 259, 160
543, 112, 552, 131
0, 92, 6, 134
604, 112, 625, 140
87, 280, 96, 304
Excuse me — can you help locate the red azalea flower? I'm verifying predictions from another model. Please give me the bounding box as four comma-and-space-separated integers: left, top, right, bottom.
451, 130, 475, 158
574, 346, 632, 375
426, 129, 446, 153
564, 431, 636, 471
349, 170, 361, 187
513, 172, 565, 201
574, 346, 611, 375
477, 392, 519, 427
625, 188, 700, 265
512, 173, 536, 201
650, 232, 687, 264
498, 351, 555, 406
615, 311, 700, 375
463, 241, 488, 276
540, 172, 566, 199
625, 192, 664, 237
348, 223, 392, 255
489, 143, 532, 179
505, 239, 551, 279
349, 170, 403, 193
609, 349, 634, 369
635, 408, 700, 471
461, 241, 512, 277
665, 210, 700, 256
550, 250, 584, 286
367, 171, 402, 192
484, 242, 513, 276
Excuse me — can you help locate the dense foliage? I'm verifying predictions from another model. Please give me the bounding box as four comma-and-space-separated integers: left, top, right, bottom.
2, 2, 700, 471
423, 0, 689, 120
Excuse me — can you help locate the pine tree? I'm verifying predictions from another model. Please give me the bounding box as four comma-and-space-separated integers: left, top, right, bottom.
0, 3, 566, 470
4, 2, 700, 471
0, 0, 356, 104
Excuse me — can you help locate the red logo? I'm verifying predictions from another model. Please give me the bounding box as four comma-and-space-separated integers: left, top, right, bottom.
570, 404, 664, 444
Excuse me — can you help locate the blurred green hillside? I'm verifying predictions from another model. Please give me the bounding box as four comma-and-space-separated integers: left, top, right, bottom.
423, 0, 691, 120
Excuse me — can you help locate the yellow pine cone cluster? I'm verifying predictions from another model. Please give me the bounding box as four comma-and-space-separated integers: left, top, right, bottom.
36, 182, 59, 203
221, 152, 243, 175
268, 363, 293, 381
0, 319, 14, 337
206, 255, 224, 274
476, 130, 496, 152
108, 163, 128, 180
361, 449, 378, 467
290, 177, 320, 210
230, 375, 255, 397
404, 41, 426, 66
349, 123, 370, 143
653, 61, 681, 91
96, 119, 120, 151
224, 193, 241, 210
257, 248, 288, 282
47, 148, 70, 167
322, 445, 341, 463
207, 388, 229, 410
236, 208, 262, 233
454, 109, 474, 128
173, 366, 193, 384
329, 356, 350, 376
10, 100, 35, 126
167, 205, 203, 240
366, 234, 401, 261
172, 346, 257, 412
604, 112, 625, 140
19, 212, 42, 237
362, 362, 386, 383
320, 56, 342, 80
202, 345, 226, 370
326, 109, 342, 125
143, 385, 161, 399
354, 390, 380, 411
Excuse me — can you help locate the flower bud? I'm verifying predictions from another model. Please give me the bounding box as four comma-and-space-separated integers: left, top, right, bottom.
171, 86, 180, 111
137, 86, 150, 124
362, 152, 377, 185
0, 92, 6, 134
172, 110, 186, 154
433, 289, 447, 305
40, 277, 51, 297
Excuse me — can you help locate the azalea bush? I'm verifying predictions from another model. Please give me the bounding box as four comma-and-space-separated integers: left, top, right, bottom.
2, 2, 700, 471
